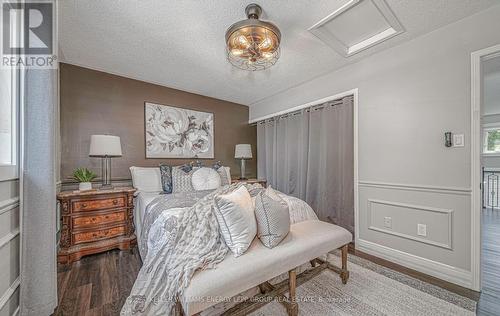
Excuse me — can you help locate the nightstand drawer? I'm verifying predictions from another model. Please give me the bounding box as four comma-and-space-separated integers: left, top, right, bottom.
73, 226, 126, 244
73, 197, 125, 212
72, 211, 126, 228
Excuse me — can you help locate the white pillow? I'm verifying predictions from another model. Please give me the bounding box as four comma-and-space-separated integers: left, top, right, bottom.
129, 166, 162, 192
214, 186, 256, 257
191, 167, 221, 191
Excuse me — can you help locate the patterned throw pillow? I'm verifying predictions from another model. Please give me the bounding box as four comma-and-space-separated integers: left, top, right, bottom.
159, 164, 173, 194
217, 166, 231, 186
172, 167, 196, 193
179, 163, 193, 173
254, 186, 290, 248
212, 161, 223, 170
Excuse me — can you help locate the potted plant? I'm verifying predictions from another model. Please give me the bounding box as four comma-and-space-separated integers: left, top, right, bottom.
73, 168, 97, 191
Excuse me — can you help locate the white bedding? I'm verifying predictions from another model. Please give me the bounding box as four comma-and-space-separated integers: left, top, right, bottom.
133, 188, 318, 261
133, 191, 162, 245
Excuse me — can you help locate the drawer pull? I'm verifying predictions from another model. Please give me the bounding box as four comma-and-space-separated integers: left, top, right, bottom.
82, 203, 88, 208
113, 200, 118, 205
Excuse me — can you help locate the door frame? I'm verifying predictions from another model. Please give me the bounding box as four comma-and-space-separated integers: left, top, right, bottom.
471, 43, 500, 291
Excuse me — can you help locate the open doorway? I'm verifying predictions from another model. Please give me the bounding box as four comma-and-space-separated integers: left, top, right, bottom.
480, 54, 500, 311
472, 44, 500, 313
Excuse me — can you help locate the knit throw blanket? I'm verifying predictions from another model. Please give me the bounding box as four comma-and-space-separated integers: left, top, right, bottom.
121, 183, 260, 316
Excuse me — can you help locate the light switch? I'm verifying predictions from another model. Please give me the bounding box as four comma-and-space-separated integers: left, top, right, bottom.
417, 224, 427, 237
453, 134, 464, 147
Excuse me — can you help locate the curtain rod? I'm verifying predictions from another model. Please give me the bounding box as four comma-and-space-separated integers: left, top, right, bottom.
250, 95, 353, 126
248, 89, 357, 125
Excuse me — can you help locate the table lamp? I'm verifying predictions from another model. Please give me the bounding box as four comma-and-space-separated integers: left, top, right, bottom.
235, 144, 252, 180
89, 135, 122, 189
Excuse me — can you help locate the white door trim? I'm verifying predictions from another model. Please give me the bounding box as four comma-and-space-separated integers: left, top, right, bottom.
353, 89, 360, 246
471, 43, 500, 291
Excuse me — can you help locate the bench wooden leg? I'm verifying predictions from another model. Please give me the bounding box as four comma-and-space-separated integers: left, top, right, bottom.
288, 269, 298, 316
340, 244, 350, 284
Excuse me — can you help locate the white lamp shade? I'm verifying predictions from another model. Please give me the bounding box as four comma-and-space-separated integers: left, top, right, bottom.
89, 135, 122, 157
235, 144, 252, 159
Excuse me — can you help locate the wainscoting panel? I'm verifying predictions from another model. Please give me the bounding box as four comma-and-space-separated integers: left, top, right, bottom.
367, 199, 453, 249
358, 181, 471, 279
0, 180, 20, 316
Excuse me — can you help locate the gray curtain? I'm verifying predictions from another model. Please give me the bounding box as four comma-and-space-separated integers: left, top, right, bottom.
20, 69, 58, 315
257, 96, 354, 233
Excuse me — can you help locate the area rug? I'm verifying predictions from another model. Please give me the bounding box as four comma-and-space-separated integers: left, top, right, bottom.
248, 253, 476, 316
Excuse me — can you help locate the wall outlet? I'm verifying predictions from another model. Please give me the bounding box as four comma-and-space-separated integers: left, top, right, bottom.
453, 134, 464, 147
417, 224, 427, 237
384, 216, 392, 228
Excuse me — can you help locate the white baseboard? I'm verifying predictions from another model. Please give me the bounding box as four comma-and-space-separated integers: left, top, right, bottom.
356, 239, 472, 289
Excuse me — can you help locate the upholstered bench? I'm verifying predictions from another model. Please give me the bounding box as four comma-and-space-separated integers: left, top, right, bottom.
178, 220, 352, 316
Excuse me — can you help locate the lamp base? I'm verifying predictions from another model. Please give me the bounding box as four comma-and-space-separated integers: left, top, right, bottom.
239, 159, 247, 180
99, 156, 113, 190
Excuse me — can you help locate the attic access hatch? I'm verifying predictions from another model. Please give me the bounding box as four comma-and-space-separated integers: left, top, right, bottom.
309, 0, 404, 57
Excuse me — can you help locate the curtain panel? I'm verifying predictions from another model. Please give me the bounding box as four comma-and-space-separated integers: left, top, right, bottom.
257, 96, 354, 233
20, 69, 58, 315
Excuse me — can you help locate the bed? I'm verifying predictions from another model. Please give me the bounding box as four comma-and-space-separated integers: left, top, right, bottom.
123, 166, 351, 316
133, 190, 161, 245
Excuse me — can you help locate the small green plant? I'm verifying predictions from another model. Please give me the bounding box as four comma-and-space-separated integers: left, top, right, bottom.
73, 168, 97, 183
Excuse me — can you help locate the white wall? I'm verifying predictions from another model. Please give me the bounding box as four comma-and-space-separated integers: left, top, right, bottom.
250, 5, 500, 288
0, 180, 20, 316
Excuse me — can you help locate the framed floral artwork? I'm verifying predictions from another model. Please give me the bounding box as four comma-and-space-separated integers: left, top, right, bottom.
144, 102, 214, 158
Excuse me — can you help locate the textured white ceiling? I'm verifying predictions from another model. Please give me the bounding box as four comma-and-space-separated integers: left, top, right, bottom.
58, 0, 498, 106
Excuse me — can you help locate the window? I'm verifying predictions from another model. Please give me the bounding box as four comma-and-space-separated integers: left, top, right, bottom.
0, 67, 18, 180
483, 125, 500, 155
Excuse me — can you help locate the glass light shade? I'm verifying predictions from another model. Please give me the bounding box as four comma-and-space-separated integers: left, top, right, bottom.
225, 4, 281, 71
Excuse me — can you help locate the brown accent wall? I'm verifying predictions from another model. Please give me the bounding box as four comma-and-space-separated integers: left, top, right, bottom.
60, 63, 256, 182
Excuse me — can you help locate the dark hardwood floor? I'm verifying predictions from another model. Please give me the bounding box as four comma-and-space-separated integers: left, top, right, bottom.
54, 247, 141, 316
54, 211, 500, 315
477, 208, 500, 315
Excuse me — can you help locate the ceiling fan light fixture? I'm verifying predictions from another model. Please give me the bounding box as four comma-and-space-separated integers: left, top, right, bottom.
225, 3, 281, 71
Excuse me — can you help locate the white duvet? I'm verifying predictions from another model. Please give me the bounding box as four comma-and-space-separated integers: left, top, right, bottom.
134, 188, 318, 261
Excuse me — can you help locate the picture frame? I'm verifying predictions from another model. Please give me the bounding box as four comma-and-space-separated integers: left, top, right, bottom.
144, 102, 214, 159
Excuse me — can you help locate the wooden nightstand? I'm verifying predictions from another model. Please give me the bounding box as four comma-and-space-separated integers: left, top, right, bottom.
231, 178, 267, 187
57, 187, 136, 264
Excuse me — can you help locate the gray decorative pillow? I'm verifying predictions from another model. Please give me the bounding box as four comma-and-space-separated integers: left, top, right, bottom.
254, 186, 290, 248
217, 166, 231, 186
159, 164, 172, 194
172, 167, 195, 193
